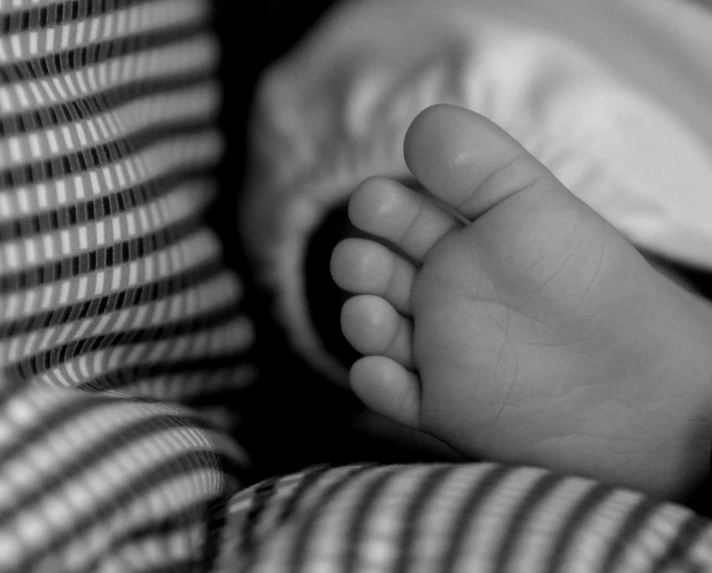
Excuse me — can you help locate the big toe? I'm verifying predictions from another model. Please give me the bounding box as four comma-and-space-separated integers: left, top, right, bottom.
404, 104, 574, 221
401, 104, 634, 309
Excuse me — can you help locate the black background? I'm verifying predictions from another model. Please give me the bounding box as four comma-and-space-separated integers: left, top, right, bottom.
208, 1, 435, 484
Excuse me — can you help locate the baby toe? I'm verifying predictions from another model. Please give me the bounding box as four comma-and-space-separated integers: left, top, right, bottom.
331, 238, 415, 315
350, 356, 421, 429
341, 295, 414, 368
348, 176, 460, 263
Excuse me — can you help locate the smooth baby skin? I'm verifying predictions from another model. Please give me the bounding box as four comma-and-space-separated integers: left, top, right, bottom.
331, 104, 712, 500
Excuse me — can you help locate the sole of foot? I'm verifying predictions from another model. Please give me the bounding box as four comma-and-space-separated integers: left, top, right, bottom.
331, 104, 712, 500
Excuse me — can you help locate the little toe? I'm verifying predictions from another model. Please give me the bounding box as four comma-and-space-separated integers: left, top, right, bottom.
404, 104, 573, 221
348, 176, 460, 263
350, 356, 421, 429
331, 238, 415, 315
341, 295, 414, 368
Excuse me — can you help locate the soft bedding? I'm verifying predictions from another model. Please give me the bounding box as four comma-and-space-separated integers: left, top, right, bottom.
2, 1, 712, 572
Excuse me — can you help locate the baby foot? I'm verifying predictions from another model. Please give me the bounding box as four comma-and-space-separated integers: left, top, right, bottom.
331, 104, 712, 499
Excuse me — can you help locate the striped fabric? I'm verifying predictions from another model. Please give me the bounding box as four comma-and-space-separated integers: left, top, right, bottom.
3, 1, 712, 573
224, 464, 712, 573
0, 0, 255, 571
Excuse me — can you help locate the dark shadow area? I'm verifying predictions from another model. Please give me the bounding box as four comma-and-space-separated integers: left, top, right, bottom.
206, 0, 446, 485
304, 200, 362, 368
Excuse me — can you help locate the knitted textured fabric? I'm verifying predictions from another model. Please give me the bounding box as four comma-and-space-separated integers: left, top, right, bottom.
223, 463, 712, 573
0, 1, 255, 570
241, 0, 712, 383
